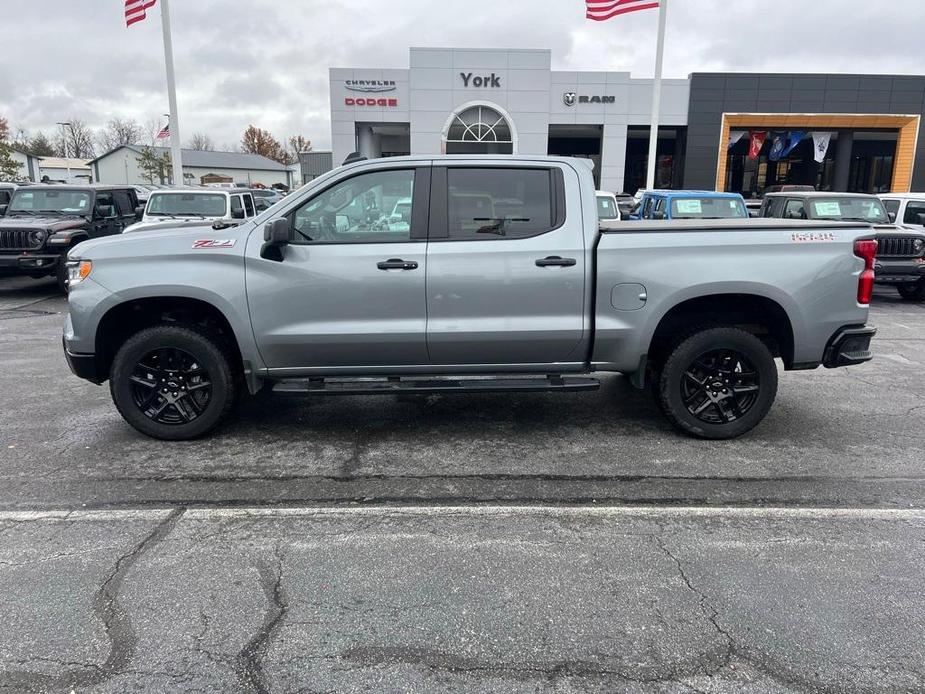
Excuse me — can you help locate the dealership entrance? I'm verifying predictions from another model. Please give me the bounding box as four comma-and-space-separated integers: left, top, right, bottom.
717, 114, 920, 195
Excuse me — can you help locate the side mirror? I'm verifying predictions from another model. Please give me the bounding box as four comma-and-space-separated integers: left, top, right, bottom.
0, 204, 7, 216
96, 204, 115, 219
134, 205, 144, 221
231, 207, 246, 220
260, 218, 290, 262
888, 211, 897, 223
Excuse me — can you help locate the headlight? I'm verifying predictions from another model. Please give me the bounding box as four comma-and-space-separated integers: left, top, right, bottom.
29, 229, 46, 245
67, 259, 93, 286
915, 239, 925, 254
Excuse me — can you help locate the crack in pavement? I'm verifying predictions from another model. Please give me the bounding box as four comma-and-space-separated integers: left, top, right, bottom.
234, 547, 288, 694
0, 508, 184, 692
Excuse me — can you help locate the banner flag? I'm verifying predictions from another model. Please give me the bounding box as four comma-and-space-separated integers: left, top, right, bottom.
768, 131, 788, 161
728, 130, 747, 149
812, 132, 833, 163
748, 131, 767, 160
780, 130, 806, 158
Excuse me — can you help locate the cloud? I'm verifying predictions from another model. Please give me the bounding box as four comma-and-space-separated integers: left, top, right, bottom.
2, 0, 925, 151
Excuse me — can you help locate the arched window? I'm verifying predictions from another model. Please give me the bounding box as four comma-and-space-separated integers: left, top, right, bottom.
443, 104, 515, 154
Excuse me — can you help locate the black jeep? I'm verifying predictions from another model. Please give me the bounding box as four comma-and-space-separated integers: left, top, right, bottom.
760, 192, 925, 301
0, 185, 140, 292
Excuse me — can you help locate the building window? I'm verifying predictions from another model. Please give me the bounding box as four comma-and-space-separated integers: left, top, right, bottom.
443, 104, 515, 155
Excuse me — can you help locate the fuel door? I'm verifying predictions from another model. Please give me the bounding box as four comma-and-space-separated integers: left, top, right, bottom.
611, 283, 648, 311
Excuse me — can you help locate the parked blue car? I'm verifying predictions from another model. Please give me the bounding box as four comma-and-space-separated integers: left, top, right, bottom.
630, 190, 749, 220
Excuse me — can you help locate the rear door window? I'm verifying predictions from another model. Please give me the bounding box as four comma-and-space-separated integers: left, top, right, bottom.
784, 199, 806, 219
902, 201, 925, 226
445, 168, 557, 239
112, 190, 134, 217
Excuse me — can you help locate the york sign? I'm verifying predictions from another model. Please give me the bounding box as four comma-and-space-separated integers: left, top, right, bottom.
460, 72, 501, 88
563, 92, 616, 106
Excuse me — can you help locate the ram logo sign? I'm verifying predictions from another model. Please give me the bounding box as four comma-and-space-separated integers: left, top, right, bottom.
563, 93, 616, 106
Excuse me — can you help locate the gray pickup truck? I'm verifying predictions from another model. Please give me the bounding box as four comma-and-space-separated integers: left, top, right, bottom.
63, 156, 878, 441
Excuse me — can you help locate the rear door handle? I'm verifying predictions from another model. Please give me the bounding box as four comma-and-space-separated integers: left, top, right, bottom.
377, 258, 419, 270
535, 256, 577, 268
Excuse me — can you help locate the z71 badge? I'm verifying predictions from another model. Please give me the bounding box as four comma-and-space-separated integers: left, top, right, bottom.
192, 239, 236, 249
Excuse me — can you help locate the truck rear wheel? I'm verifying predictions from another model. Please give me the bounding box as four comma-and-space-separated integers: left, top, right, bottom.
656, 327, 778, 440
897, 279, 925, 302
109, 325, 237, 440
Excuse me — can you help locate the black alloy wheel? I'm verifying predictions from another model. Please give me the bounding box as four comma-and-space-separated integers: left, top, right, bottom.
656, 326, 778, 440
680, 349, 760, 425
129, 347, 212, 425
110, 325, 237, 440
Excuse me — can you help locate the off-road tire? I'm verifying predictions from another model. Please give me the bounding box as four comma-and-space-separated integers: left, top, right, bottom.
657, 326, 778, 440
897, 279, 925, 302
109, 325, 237, 440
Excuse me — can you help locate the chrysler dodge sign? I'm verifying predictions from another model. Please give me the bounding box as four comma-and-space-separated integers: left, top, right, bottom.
564, 92, 616, 105
345, 79, 396, 93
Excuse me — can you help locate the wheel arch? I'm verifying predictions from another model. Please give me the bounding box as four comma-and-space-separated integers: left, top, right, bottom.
94, 295, 250, 389
646, 292, 797, 370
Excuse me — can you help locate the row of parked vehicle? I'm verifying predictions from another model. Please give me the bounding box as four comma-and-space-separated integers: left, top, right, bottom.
595, 187, 925, 301
0, 182, 289, 291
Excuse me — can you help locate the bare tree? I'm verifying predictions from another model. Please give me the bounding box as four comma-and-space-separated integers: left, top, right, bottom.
186, 132, 214, 151
288, 134, 312, 161
54, 119, 96, 159
97, 117, 141, 152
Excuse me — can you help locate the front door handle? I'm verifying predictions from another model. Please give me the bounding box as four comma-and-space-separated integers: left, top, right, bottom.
377, 258, 419, 270
535, 256, 577, 268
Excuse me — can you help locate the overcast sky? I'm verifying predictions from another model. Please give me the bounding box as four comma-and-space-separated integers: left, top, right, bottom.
2, 1, 923, 152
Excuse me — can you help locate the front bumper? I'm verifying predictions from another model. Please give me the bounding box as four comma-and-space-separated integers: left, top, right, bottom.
823, 326, 876, 369
63, 338, 103, 384
874, 257, 925, 284
0, 252, 63, 274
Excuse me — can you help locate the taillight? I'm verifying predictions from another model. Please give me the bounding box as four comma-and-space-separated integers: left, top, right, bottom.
854, 239, 878, 305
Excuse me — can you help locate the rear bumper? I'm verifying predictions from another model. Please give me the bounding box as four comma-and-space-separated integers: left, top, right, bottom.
874, 258, 925, 284
823, 326, 876, 369
63, 338, 103, 384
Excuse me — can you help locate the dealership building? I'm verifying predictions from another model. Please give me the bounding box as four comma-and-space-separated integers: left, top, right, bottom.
330, 47, 925, 195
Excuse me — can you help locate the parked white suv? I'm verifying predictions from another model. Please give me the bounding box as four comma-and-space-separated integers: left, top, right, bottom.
123, 188, 257, 233
880, 193, 925, 229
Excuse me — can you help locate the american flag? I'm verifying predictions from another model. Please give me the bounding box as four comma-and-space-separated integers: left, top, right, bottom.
156, 123, 170, 140
586, 0, 659, 21
125, 0, 157, 27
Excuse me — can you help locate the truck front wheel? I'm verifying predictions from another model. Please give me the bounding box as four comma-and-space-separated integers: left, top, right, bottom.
897, 279, 925, 302
109, 325, 237, 440
656, 327, 778, 440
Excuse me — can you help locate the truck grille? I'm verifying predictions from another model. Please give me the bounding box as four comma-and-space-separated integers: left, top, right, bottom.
0, 230, 39, 251
876, 236, 921, 258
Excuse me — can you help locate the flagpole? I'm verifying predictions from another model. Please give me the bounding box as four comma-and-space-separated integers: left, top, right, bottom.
160, 0, 183, 185
645, 0, 668, 191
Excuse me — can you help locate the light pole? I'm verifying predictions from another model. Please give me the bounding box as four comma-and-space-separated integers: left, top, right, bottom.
56, 122, 72, 183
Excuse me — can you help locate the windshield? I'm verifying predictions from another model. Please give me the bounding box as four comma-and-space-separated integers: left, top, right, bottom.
146, 193, 228, 217
8, 189, 92, 215
808, 198, 889, 224
670, 197, 747, 219
597, 195, 619, 220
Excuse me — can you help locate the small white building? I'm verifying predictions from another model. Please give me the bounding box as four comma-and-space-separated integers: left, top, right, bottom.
7, 150, 91, 184
37, 157, 93, 184
88, 146, 294, 188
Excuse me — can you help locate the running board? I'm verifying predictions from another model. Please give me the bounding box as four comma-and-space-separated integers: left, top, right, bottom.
272, 375, 600, 396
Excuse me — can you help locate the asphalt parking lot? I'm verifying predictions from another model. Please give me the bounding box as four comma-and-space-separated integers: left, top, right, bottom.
1, 276, 924, 693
